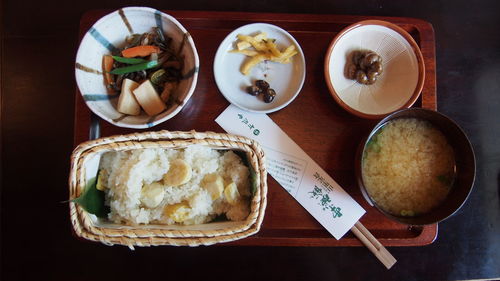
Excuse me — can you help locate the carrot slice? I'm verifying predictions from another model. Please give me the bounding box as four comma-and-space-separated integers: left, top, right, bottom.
102, 55, 114, 88
121, 45, 160, 58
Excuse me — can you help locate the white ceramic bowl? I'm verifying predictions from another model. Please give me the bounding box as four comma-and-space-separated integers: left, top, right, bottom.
75, 7, 199, 128
213, 23, 306, 113
324, 20, 425, 119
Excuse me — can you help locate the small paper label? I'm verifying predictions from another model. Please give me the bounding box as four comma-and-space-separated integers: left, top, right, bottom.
216, 105, 365, 239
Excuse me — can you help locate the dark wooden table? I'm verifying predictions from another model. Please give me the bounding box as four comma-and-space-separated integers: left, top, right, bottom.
2, 1, 499, 280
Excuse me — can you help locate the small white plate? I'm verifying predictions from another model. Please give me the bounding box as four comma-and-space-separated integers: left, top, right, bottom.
213, 23, 306, 113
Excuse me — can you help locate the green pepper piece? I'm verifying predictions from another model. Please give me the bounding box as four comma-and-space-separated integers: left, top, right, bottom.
109, 60, 159, 75
111, 55, 147, 64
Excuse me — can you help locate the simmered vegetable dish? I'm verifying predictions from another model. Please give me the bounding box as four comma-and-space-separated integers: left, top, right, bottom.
102, 27, 184, 116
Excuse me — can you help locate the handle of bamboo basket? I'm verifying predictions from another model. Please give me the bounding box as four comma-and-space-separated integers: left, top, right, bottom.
351, 221, 397, 269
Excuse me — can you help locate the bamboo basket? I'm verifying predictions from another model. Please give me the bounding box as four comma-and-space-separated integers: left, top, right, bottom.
69, 130, 267, 248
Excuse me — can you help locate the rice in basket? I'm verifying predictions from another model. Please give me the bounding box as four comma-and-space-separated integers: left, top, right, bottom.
98, 145, 251, 225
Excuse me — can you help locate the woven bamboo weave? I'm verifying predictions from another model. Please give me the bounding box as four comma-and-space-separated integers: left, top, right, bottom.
69, 130, 267, 248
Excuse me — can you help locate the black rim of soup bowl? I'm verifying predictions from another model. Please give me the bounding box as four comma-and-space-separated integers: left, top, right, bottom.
355, 108, 476, 225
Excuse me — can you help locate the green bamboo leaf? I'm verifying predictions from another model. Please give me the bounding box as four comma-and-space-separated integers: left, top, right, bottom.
72, 174, 110, 218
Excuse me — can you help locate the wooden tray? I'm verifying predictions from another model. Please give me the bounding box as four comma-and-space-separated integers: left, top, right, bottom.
74, 10, 438, 246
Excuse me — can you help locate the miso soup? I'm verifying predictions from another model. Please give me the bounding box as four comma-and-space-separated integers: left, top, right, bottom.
362, 118, 455, 216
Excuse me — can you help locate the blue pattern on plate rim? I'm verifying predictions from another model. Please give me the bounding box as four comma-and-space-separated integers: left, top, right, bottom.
155, 10, 164, 34
83, 94, 119, 101
89, 27, 120, 54
147, 114, 158, 127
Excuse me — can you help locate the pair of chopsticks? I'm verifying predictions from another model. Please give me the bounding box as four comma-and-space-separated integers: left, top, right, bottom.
351, 221, 397, 269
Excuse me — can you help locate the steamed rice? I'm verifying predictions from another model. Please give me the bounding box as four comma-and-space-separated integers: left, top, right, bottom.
362, 118, 455, 216
98, 145, 251, 225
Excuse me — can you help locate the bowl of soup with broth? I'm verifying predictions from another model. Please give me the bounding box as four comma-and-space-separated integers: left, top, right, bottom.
356, 108, 475, 225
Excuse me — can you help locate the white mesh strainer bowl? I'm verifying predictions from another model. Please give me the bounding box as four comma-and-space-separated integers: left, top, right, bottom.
324, 20, 425, 119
